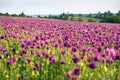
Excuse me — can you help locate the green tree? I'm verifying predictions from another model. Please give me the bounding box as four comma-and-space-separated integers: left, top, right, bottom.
59, 13, 69, 20
70, 14, 74, 20
95, 11, 102, 19
64, 13, 69, 20
116, 10, 120, 16
48, 15, 53, 19
19, 12, 26, 17
11, 14, 18, 17
87, 13, 92, 17
59, 13, 64, 19
37, 15, 41, 18
5, 13, 9, 16
101, 16, 120, 23
78, 13, 83, 22
103, 11, 113, 18
78, 13, 83, 17
0, 13, 3, 16
44, 16, 47, 18
106, 11, 113, 17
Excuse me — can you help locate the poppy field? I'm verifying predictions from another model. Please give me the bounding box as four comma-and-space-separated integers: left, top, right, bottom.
0, 17, 120, 80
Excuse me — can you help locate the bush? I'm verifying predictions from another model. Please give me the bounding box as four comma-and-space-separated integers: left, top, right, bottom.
101, 16, 120, 23
88, 18, 96, 22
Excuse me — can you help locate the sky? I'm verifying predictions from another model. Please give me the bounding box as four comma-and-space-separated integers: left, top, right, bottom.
0, 0, 120, 15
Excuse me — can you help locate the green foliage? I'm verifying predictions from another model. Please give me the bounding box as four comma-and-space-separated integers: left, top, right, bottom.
19, 12, 26, 17
116, 10, 120, 16
88, 18, 96, 22
101, 16, 120, 23
59, 12, 69, 20
37, 15, 41, 18
73, 16, 101, 22
5, 13, 10, 16
78, 17, 83, 22
0, 13, 10, 16
11, 14, 18, 17
0, 12, 26, 17
41, 10, 120, 23
94, 10, 120, 23
78, 13, 83, 17
87, 13, 92, 17
95, 11, 102, 19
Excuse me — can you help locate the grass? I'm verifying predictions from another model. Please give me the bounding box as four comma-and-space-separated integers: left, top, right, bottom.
69, 16, 101, 22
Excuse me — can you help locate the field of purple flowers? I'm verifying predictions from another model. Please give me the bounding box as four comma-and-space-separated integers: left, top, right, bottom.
0, 17, 120, 80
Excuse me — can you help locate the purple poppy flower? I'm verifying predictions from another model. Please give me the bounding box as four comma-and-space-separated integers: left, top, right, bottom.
88, 56, 94, 62
44, 53, 51, 59
35, 62, 40, 68
6, 52, 10, 56
61, 50, 66, 55
71, 47, 77, 52
72, 75, 78, 80
106, 48, 116, 57
26, 57, 32, 63
94, 55, 100, 61
66, 71, 72, 78
0, 54, 4, 59
80, 55, 84, 60
33, 66, 37, 70
106, 59, 114, 64
115, 54, 120, 60
71, 52, 78, 57
88, 62, 97, 69
0, 36, 4, 39
10, 56, 16, 63
21, 49, 27, 55
21, 43, 25, 48
60, 60, 66, 64
25, 38, 31, 46
64, 41, 71, 47
64, 36, 69, 41
12, 48, 16, 52
101, 58, 106, 63
18, 56, 22, 61
72, 57, 80, 63
0, 46, 3, 51
97, 47, 101, 52
36, 45, 40, 48
36, 51, 43, 57
31, 50, 34, 54
101, 54, 106, 57
2, 48, 7, 53
55, 44, 58, 48
35, 36, 39, 40
6, 60, 10, 65
82, 48, 86, 53
30, 45, 34, 48
72, 68, 80, 75
50, 56, 57, 64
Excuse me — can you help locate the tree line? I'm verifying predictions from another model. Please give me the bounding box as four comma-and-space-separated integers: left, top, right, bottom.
45, 12, 83, 21
0, 10, 120, 23
0, 12, 26, 17
45, 10, 120, 23
93, 10, 120, 23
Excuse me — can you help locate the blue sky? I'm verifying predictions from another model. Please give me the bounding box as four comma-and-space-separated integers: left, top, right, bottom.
0, 0, 120, 14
